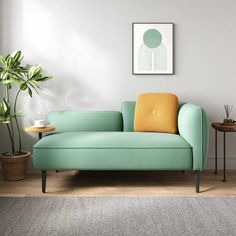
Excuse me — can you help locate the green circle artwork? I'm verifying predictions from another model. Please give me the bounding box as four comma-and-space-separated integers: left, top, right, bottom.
143, 29, 162, 48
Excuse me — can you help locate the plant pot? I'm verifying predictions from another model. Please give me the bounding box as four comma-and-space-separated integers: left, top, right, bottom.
0, 151, 31, 181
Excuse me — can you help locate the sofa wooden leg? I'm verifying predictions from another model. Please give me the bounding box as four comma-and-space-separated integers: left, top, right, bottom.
42, 170, 47, 193
194, 171, 200, 193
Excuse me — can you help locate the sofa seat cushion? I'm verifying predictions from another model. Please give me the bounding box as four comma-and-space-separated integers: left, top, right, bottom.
33, 132, 193, 170
34, 132, 191, 149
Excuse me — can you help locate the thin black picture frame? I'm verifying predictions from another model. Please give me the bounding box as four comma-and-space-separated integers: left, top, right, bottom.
132, 22, 174, 75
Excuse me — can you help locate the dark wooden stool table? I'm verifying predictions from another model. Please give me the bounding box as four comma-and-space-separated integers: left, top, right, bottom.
212, 122, 236, 182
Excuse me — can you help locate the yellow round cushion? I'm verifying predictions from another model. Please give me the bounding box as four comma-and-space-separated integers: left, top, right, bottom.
134, 93, 178, 133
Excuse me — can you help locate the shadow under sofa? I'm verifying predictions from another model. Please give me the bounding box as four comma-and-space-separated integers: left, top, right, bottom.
33, 101, 209, 193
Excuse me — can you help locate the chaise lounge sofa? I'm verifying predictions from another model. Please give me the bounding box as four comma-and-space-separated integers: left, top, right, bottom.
33, 101, 209, 193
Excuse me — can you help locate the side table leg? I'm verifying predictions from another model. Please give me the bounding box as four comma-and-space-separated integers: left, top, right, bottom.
214, 129, 218, 174
223, 131, 226, 182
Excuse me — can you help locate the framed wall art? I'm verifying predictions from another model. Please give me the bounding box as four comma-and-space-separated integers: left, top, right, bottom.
132, 22, 174, 75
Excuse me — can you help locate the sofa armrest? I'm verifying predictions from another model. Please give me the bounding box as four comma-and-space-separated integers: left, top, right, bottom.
178, 103, 209, 170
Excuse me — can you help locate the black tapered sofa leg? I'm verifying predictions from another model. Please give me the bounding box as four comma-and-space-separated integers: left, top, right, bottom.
194, 171, 200, 193
42, 170, 47, 193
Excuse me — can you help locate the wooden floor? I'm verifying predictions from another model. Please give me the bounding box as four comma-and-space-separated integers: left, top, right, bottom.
0, 170, 236, 197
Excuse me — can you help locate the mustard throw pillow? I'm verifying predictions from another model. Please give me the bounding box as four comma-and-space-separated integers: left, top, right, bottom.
134, 93, 178, 133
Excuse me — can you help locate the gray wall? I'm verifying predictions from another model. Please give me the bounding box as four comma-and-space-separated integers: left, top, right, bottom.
1, 0, 236, 169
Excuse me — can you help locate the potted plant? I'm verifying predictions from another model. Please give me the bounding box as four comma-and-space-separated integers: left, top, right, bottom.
0, 51, 52, 180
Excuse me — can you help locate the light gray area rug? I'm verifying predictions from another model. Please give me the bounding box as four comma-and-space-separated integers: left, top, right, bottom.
0, 197, 236, 236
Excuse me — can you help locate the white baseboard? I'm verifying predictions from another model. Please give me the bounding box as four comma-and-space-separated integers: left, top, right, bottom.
206, 156, 236, 170
1, 156, 236, 170
26, 156, 236, 170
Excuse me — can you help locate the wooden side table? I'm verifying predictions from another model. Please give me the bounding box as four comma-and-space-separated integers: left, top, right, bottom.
25, 125, 55, 140
212, 122, 236, 182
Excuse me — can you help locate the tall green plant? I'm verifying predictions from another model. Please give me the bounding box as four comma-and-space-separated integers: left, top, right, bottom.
0, 51, 52, 155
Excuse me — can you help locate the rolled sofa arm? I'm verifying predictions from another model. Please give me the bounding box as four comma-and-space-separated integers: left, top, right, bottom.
178, 103, 209, 171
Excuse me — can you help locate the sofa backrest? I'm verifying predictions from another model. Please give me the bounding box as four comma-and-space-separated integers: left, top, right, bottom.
121, 101, 185, 132
48, 111, 123, 132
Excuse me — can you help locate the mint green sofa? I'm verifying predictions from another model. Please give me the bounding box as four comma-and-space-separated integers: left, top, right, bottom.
33, 101, 209, 193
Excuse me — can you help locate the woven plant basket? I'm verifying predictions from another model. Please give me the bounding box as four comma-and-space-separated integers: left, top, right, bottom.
0, 151, 31, 181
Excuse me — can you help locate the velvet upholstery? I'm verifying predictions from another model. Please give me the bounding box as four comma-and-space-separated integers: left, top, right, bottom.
33, 101, 209, 171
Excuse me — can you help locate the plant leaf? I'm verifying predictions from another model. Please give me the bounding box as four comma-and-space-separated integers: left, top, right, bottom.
2, 79, 14, 84
28, 87, 32, 97
28, 65, 41, 79
0, 71, 9, 80
10, 51, 22, 66
35, 76, 52, 81
0, 55, 6, 66
0, 99, 11, 124
20, 83, 27, 90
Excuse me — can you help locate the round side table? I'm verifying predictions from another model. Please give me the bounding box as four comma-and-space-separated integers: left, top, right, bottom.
25, 125, 55, 140
212, 122, 236, 182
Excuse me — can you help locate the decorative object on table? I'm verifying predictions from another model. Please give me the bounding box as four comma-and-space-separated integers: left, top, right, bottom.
0, 50, 52, 180
25, 125, 55, 140
223, 104, 233, 124
211, 122, 236, 182
33, 119, 48, 128
132, 22, 174, 75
